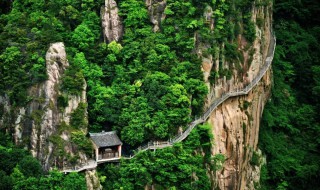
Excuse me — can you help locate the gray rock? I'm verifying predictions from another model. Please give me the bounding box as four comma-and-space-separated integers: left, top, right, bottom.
0, 42, 89, 171
101, 0, 123, 43
146, 0, 167, 32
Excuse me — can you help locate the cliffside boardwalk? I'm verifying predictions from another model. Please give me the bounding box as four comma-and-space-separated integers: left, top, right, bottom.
62, 35, 276, 173
128, 34, 276, 156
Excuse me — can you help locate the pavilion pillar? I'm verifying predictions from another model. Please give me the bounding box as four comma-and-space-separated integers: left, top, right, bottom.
95, 147, 99, 161
118, 145, 122, 158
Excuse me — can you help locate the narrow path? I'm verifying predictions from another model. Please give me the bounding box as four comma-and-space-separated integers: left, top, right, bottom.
62, 34, 276, 173
62, 160, 97, 173
128, 34, 276, 157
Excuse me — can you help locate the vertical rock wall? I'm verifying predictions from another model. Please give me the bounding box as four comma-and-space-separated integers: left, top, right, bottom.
101, 0, 123, 43
209, 72, 271, 190
28, 43, 70, 169
0, 42, 89, 171
206, 3, 273, 190
142, 0, 274, 189
86, 170, 103, 190
145, 0, 167, 32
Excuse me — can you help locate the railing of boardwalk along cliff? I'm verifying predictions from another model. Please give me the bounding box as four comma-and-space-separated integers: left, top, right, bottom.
61, 33, 276, 170
125, 33, 276, 159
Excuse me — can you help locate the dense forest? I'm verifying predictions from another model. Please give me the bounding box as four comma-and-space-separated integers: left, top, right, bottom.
0, 133, 86, 189
0, 0, 319, 189
259, 0, 320, 189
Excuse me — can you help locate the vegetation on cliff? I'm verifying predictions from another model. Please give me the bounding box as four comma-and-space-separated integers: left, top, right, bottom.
99, 123, 224, 189
2, 0, 319, 189
0, 0, 260, 189
0, 0, 206, 146
0, 0, 257, 146
0, 133, 87, 189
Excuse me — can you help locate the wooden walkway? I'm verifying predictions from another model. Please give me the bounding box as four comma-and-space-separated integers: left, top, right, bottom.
62, 160, 97, 173
62, 34, 276, 173
127, 33, 276, 158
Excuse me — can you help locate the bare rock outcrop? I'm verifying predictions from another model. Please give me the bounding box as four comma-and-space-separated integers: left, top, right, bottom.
0, 42, 89, 171
86, 170, 103, 190
28, 42, 88, 170
145, 0, 166, 32
203, 3, 273, 190
101, 0, 123, 43
209, 70, 271, 189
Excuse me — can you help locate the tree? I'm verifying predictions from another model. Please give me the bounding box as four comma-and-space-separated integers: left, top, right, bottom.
0, 46, 29, 106
100, 124, 213, 190
17, 156, 43, 177
260, 1, 320, 187
120, 97, 151, 145
120, 0, 149, 28
71, 23, 96, 51
0, 170, 13, 190
60, 64, 85, 95
61, 172, 86, 190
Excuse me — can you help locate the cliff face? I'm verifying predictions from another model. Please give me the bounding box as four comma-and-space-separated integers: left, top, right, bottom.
86, 170, 103, 190
101, 0, 123, 43
209, 75, 271, 190
145, 0, 166, 32
0, 0, 272, 188
140, 1, 273, 189
204, 4, 273, 190
0, 42, 89, 171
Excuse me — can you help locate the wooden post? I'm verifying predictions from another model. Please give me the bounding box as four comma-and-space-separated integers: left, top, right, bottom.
95, 146, 99, 162
118, 145, 122, 158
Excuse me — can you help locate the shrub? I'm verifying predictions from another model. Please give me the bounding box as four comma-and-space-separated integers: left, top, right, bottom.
243, 100, 251, 110
243, 20, 256, 43
70, 103, 88, 129
256, 17, 264, 28
60, 65, 85, 96
250, 151, 260, 166
71, 131, 92, 155
225, 42, 241, 62
57, 94, 68, 109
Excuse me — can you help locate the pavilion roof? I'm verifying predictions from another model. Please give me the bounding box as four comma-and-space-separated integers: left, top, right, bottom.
89, 131, 122, 148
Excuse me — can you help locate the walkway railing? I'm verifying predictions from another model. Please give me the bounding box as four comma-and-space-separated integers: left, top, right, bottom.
127, 33, 276, 158
62, 33, 276, 172
62, 160, 97, 173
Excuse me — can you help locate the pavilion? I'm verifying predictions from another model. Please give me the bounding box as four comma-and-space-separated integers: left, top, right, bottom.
89, 131, 122, 162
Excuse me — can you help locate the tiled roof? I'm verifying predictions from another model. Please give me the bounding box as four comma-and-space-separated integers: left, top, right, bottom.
89, 131, 122, 148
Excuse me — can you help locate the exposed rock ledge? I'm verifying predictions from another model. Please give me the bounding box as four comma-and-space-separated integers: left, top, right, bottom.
86, 170, 103, 190
203, 3, 273, 189
0, 42, 89, 171
101, 0, 123, 43
145, 0, 167, 32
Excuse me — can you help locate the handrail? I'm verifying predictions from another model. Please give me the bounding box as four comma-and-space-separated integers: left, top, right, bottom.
127, 33, 276, 158
62, 34, 276, 173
